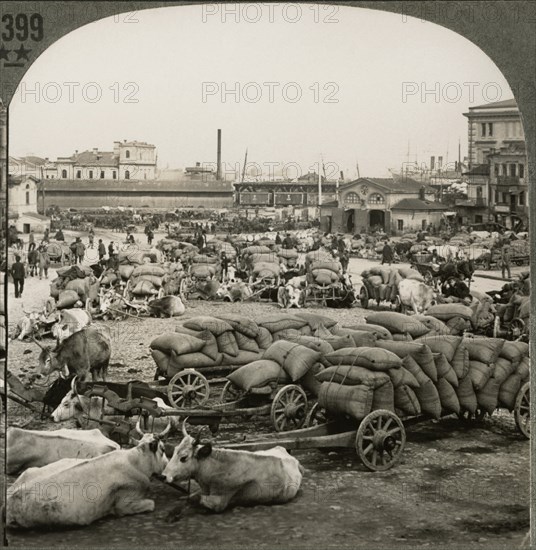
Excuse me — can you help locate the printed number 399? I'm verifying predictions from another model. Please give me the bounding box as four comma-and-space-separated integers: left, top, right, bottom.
1, 14, 44, 42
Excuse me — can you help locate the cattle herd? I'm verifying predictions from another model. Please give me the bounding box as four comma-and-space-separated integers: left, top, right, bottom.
4, 225, 531, 534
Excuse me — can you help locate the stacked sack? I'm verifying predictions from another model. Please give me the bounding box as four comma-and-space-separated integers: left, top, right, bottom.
242, 246, 280, 280
50, 265, 99, 309
425, 303, 475, 335
189, 254, 220, 279
305, 250, 342, 286
360, 266, 424, 305
277, 248, 299, 270
128, 264, 166, 296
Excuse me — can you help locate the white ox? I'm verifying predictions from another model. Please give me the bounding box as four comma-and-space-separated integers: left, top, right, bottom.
277, 284, 304, 308
51, 308, 92, 343
6, 433, 169, 528
6, 427, 119, 474
398, 278, 436, 315
163, 421, 303, 512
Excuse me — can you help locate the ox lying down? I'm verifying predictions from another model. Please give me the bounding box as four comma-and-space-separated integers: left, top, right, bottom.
163, 421, 304, 513
7, 431, 169, 529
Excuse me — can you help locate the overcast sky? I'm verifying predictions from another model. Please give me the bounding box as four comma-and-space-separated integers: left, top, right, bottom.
9, 3, 512, 179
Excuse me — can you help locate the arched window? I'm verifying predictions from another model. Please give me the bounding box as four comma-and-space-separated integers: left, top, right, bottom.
368, 193, 385, 205
61, 169, 67, 178
125, 150, 130, 159
344, 192, 359, 204
125, 170, 130, 180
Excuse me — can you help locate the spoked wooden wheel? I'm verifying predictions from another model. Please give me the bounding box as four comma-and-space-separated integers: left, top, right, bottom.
510, 318, 525, 339
305, 402, 327, 427
514, 382, 530, 439
271, 385, 308, 432
167, 369, 209, 409
359, 286, 369, 308
355, 410, 406, 471
220, 380, 246, 403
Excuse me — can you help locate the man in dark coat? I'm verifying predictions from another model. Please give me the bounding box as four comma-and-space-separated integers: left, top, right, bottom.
11, 255, 26, 298
381, 240, 394, 266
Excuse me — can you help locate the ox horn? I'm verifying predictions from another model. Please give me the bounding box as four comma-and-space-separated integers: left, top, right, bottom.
181, 417, 190, 438
135, 417, 145, 437
157, 419, 172, 439
31, 336, 46, 350
71, 375, 79, 395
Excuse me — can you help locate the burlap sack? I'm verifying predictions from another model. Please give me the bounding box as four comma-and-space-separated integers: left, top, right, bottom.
227, 360, 290, 391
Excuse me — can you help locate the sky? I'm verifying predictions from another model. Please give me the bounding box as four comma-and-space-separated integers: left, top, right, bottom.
9, 3, 512, 179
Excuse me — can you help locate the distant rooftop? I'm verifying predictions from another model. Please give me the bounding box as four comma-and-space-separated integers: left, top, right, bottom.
468, 98, 517, 110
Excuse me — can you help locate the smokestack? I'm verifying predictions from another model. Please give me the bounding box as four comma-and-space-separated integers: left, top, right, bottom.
438, 156, 443, 169
216, 129, 222, 181
430, 156, 435, 170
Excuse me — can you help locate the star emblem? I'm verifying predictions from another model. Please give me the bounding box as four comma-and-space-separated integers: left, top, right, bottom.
14, 44, 31, 61
0, 45, 10, 61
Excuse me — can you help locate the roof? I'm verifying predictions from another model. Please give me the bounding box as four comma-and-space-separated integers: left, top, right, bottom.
69, 150, 118, 167
7, 174, 40, 185
469, 98, 517, 110
43, 179, 234, 194
391, 198, 449, 211
341, 177, 434, 194
19, 212, 50, 220
121, 141, 155, 147
462, 164, 490, 176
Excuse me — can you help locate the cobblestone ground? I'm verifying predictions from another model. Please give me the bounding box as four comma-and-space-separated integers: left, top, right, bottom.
4, 229, 530, 548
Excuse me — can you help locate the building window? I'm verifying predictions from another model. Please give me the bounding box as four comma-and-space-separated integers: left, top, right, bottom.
488, 123, 493, 136
89, 170, 93, 179
502, 164, 507, 176
397, 219, 404, 231
112, 171, 117, 179
519, 192, 525, 206
100, 171, 105, 179
25, 191, 30, 205
519, 164, 525, 178
345, 192, 359, 204
481, 123, 486, 137
510, 164, 516, 177
494, 190, 499, 203
422, 219, 427, 230
125, 150, 130, 159
125, 170, 130, 180
76, 170, 81, 179
494, 164, 499, 176
61, 169, 67, 178
502, 192, 508, 203
368, 193, 385, 205
476, 186, 482, 197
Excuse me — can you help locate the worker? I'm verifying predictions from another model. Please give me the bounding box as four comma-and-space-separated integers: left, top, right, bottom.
501, 242, 512, 279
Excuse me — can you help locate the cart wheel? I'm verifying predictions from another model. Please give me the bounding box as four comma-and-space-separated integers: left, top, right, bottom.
220, 380, 246, 403
167, 369, 210, 409
271, 385, 308, 432
514, 382, 530, 439
510, 318, 525, 339
355, 409, 406, 471
359, 286, 369, 308
305, 402, 327, 427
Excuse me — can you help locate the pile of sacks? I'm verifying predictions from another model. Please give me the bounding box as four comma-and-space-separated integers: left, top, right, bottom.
305, 250, 342, 285
424, 300, 496, 335
50, 265, 99, 309
242, 245, 280, 280
157, 239, 199, 263
277, 248, 299, 270
189, 254, 220, 280
360, 266, 424, 304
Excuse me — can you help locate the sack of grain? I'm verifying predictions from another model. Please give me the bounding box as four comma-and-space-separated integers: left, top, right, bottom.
216, 331, 240, 357
192, 254, 219, 264
258, 314, 308, 334
255, 326, 273, 349
321, 334, 355, 351
56, 290, 80, 309
294, 312, 338, 330
426, 304, 474, 323
414, 379, 441, 419
174, 326, 219, 361
476, 377, 501, 415
367, 275, 383, 288
508, 341, 529, 359
397, 266, 424, 281
436, 378, 460, 415
132, 264, 166, 278
278, 248, 299, 260
387, 366, 420, 389
401, 355, 430, 386
227, 360, 290, 391
376, 341, 437, 382
170, 350, 221, 370
290, 335, 334, 356
493, 357, 516, 385
465, 337, 505, 364
346, 323, 393, 340
222, 350, 262, 366
371, 380, 395, 412
316, 365, 390, 388
366, 312, 429, 338
331, 328, 377, 348
498, 373, 522, 410
379, 267, 392, 285
298, 324, 313, 336
190, 265, 215, 278
311, 260, 341, 273
243, 245, 271, 256
445, 316, 471, 335
312, 269, 339, 285
272, 329, 302, 341
415, 335, 462, 363
138, 274, 163, 288
118, 264, 135, 280
468, 360, 495, 390
394, 385, 421, 416
263, 341, 321, 381
324, 347, 402, 371
151, 332, 206, 356
451, 341, 469, 380
131, 280, 157, 296
432, 353, 458, 387
516, 356, 529, 382
234, 331, 260, 353
151, 349, 171, 375
456, 374, 478, 414
183, 316, 233, 336
318, 382, 374, 421
392, 333, 413, 341
498, 341, 524, 367
300, 363, 324, 396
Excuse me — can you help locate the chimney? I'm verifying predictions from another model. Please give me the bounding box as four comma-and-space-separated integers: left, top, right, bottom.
438, 156, 443, 169
216, 129, 222, 181
113, 141, 120, 156
430, 156, 435, 170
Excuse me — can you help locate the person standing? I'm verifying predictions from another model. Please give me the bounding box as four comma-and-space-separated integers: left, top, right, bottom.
221, 252, 229, 282
501, 242, 512, 279
38, 245, 50, 279
11, 255, 25, 298
88, 228, 94, 248
27, 247, 38, 277
75, 238, 86, 264
275, 232, 282, 245
98, 239, 106, 261
28, 230, 36, 252
108, 241, 115, 259
340, 249, 349, 273
381, 239, 394, 266
55, 228, 65, 241
147, 229, 154, 245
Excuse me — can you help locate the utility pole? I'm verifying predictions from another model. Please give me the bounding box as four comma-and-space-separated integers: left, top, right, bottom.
241, 148, 248, 182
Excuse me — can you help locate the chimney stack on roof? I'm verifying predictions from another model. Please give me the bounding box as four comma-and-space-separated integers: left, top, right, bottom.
216, 129, 222, 181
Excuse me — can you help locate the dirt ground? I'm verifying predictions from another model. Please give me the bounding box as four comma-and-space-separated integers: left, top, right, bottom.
4, 229, 530, 548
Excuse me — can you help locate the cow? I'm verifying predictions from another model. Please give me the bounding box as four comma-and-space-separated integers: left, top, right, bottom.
398, 278, 436, 315
147, 295, 185, 318
6, 427, 119, 474
51, 308, 92, 343
6, 431, 169, 528
11, 310, 42, 341
36, 325, 111, 382
162, 420, 303, 513
277, 284, 304, 308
